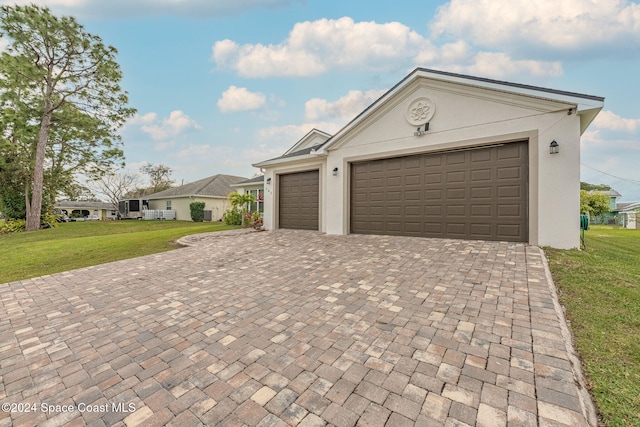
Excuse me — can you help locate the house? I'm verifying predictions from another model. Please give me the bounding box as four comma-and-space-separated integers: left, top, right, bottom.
588, 189, 622, 225
145, 174, 247, 221
618, 202, 640, 229
55, 201, 118, 220
254, 68, 604, 249
231, 175, 265, 213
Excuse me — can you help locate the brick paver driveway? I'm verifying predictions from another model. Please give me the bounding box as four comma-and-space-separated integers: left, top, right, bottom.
1, 230, 595, 426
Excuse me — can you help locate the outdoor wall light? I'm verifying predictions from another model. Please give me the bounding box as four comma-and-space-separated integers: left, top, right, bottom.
266, 177, 272, 184
332, 167, 339, 176
549, 140, 559, 154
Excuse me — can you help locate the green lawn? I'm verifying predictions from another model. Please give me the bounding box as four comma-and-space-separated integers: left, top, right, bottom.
545, 225, 640, 427
0, 220, 237, 284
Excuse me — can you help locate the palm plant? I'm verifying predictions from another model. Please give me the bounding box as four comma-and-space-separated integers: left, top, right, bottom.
228, 192, 255, 226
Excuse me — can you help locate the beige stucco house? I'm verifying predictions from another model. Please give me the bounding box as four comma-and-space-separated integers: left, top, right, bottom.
253, 68, 604, 249
146, 174, 247, 221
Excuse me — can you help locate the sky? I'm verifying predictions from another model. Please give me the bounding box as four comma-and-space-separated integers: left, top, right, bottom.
2, 0, 640, 201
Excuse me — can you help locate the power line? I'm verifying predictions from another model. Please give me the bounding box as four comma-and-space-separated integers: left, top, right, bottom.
581, 163, 640, 185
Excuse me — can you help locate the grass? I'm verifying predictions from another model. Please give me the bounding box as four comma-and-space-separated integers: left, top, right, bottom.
545, 225, 640, 427
0, 220, 237, 284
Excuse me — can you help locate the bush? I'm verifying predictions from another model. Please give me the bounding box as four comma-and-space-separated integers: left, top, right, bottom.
189, 202, 206, 222
223, 209, 242, 226
0, 218, 26, 233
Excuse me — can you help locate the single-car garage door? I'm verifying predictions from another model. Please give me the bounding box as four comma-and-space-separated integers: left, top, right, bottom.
279, 170, 319, 230
351, 141, 528, 242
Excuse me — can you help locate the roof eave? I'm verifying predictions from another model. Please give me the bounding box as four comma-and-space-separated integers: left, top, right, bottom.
253, 151, 327, 168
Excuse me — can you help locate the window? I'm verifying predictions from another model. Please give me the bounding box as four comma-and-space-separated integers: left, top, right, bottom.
166, 200, 172, 209
246, 189, 263, 213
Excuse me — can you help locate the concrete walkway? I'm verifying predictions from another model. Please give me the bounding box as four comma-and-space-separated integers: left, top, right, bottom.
0, 230, 595, 426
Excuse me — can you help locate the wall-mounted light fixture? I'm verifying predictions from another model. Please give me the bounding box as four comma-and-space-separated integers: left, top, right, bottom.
266, 177, 272, 184
549, 140, 559, 155
332, 167, 339, 176
414, 122, 429, 136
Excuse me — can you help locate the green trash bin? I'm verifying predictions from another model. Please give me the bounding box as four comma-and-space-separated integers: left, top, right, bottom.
580, 214, 589, 248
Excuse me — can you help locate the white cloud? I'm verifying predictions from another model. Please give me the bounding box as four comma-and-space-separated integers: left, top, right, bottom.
127, 110, 201, 143
0, 0, 298, 18
305, 89, 387, 121
466, 52, 563, 79
431, 0, 640, 56
128, 112, 157, 126
213, 17, 564, 80
593, 110, 640, 132
217, 86, 267, 113
213, 17, 430, 77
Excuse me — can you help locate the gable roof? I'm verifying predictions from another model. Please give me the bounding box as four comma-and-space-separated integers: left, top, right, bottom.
315, 68, 604, 154
283, 129, 332, 155
145, 174, 247, 200
254, 67, 604, 168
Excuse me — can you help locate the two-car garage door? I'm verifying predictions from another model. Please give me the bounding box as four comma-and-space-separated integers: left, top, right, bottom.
350, 141, 528, 242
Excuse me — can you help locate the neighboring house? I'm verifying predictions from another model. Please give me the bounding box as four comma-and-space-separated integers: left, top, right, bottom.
618, 202, 640, 229
55, 201, 118, 220
589, 189, 622, 225
254, 67, 604, 249
145, 174, 247, 221
231, 175, 265, 213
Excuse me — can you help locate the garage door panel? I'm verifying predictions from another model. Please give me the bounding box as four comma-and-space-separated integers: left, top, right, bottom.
279, 170, 319, 230
447, 188, 466, 200
498, 205, 522, 216
471, 187, 492, 199
471, 169, 492, 181
351, 141, 528, 242
497, 166, 524, 180
425, 173, 443, 184
471, 205, 492, 216
447, 223, 467, 236
471, 149, 492, 162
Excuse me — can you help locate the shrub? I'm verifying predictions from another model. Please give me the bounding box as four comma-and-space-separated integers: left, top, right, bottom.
0, 218, 26, 233
189, 202, 206, 222
223, 208, 242, 226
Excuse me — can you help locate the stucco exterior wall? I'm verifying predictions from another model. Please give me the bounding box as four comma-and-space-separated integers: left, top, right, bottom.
260, 76, 595, 249
148, 197, 231, 221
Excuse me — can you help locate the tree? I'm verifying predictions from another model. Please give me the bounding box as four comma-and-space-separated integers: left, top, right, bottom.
88, 172, 140, 213
141, 163, 174, 194
580, 182, 612, 191
0, 5, 135, 230
580, 190, 611, 217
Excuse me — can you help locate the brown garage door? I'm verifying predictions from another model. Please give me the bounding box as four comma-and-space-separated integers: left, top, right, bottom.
351, 141, 528, 242
279, 170, 319, 230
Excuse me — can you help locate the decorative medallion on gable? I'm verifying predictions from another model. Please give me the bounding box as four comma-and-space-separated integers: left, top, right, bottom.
406, 97, 435, 126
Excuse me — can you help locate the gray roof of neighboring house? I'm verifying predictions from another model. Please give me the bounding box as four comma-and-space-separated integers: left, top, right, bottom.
55, 201, 114, 209
617, 202, 640, 212
234, 175, 265, 186
145, 174, 248, 199
590, 190, 622, 198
